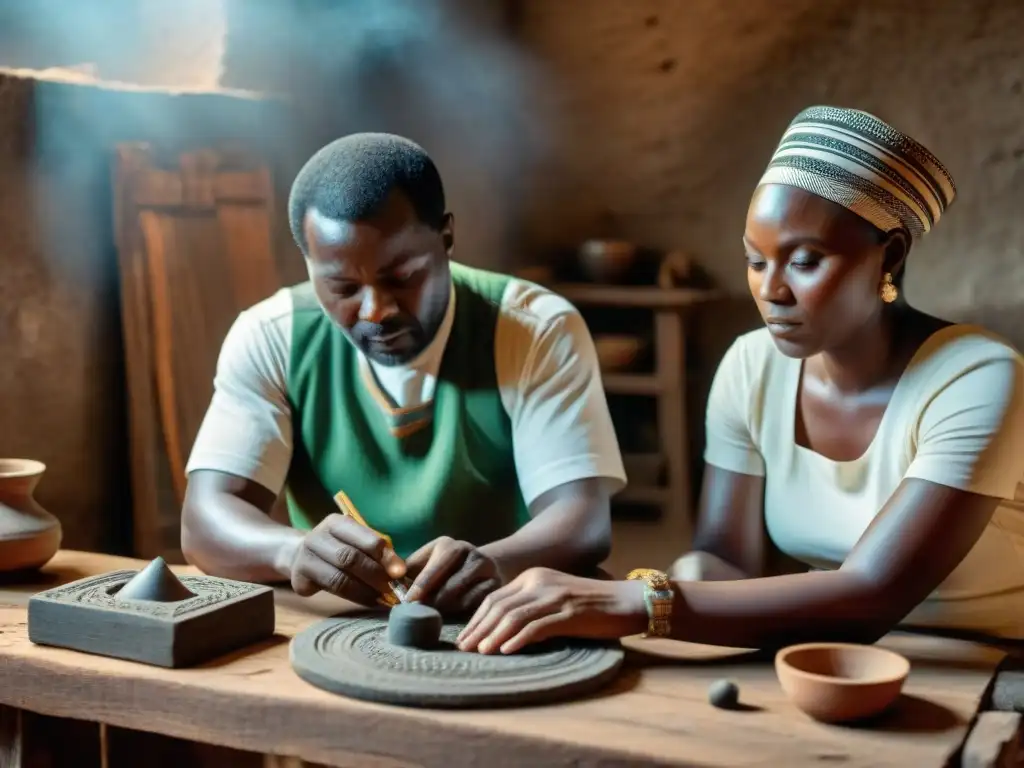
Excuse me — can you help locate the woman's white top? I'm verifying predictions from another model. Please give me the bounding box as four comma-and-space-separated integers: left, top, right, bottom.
705, 324, 1024, 638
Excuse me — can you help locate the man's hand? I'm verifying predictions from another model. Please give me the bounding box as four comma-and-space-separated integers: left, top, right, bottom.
404, 536, 503, 615
290, 513, 407, 606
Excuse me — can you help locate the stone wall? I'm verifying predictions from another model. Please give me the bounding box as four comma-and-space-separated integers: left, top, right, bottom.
0, 71, 289, 553
514, 0, 1024, 344
2, 0, 1021, 553
0, 0, 531, 553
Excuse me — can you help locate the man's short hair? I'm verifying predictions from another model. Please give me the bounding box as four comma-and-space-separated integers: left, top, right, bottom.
288, 132, 447, 254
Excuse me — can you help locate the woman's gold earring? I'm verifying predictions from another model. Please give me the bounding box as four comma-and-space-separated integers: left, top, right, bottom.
880, 272, 898, 304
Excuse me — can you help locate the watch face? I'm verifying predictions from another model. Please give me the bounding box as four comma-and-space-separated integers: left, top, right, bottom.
627, 568, 661, 580
628, 568, 670, 589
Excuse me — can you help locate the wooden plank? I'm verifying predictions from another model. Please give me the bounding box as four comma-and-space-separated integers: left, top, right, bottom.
554, 283, 723, 309
655, 308, 691, 547
603, 373, 661, 396
0, 551, 1006, 768
961, 711, 1024, 767
106, 727, 265, 768
0, 705, 21, 768
617, 485, 669, 506
0, 705, 102, 768
113, 145, 282, 561
114, 147, 165, 561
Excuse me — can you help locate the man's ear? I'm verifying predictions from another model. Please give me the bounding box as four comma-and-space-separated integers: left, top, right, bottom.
441, 213, 455, 254
882, 228, 910, 279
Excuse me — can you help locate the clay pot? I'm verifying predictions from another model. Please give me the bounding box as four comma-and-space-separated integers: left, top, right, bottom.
578, 239, 637, 284
0, 459, 62, 572
594, 334, 646, 372
775, 642, 910, 723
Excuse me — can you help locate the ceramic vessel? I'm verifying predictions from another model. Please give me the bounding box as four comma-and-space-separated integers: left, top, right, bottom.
578, 239, 637, 283
0, 459, 62, 572
594, 334, 647, 372
775, 642, 910, 723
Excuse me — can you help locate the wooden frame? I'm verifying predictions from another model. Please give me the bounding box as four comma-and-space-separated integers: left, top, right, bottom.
555, 283, 723, 551
114, 145, 281, 561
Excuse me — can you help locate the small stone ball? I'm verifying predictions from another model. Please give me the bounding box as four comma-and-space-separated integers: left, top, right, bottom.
387, 602, 443, 649
708, 678, 740, 710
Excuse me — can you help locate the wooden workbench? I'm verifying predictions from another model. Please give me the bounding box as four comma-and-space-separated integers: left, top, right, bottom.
0, 551, 1014, 767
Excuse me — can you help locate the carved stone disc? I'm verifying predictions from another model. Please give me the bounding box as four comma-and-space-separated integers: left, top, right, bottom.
290, 615, 625, 708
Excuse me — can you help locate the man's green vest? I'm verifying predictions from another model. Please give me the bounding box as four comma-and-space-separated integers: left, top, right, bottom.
284, 262, 529, 558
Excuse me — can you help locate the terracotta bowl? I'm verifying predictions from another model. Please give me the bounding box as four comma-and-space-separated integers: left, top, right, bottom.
775, 643, 910, 723
578, 239, 637, 283
594, 334, 646, 372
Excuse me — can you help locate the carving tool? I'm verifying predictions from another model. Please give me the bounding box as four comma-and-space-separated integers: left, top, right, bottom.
333, 491, 410, 606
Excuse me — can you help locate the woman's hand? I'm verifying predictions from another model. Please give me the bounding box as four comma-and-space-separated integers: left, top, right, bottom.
456, 567, 647, 654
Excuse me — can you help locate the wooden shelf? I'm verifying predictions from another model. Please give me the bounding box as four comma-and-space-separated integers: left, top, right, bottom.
545, 277, 700, 546
553, 283, 723, 309
602, 373, 660, 396
616, 485, 669, 506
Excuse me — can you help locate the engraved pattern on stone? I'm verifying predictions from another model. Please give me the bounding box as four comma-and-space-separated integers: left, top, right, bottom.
40, 570, 260, 618
291, 615, 625, 708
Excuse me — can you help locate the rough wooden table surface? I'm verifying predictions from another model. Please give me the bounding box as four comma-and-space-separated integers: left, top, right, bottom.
0, 551, 1009, 767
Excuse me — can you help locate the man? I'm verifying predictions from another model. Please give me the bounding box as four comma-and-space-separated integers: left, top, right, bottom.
181, 132, 626, 614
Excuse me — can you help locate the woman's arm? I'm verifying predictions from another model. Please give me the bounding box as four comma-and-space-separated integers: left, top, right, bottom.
665, 479, 1000, 648
457, 354, 1024, 654
457, 479, 1000, 654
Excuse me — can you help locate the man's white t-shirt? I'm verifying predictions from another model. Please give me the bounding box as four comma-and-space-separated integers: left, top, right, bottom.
705, 324, 1024, 638
186, 276, 627, 512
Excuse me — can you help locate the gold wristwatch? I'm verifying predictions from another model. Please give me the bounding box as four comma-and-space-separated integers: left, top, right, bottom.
626, 568, 674, 638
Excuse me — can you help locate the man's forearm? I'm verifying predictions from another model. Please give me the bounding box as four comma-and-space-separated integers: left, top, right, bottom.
479, 499, 611, 581
181, 492, 303, 584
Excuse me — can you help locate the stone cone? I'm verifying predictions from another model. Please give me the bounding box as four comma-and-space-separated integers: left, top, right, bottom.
118, 557, 195, 602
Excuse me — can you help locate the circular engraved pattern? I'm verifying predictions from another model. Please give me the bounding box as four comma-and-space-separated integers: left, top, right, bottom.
290, 615, 625, 708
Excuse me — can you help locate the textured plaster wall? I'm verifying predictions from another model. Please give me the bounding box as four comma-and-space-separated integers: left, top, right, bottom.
222, 0, 544, 277
0, 1, 524, 553
0, 72, 290, 553
0, 0, 226, 89
2, 0, 1021, 554
515, 0, 1024, 341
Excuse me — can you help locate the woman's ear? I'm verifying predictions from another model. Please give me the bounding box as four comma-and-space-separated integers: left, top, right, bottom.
882, 228, 910, 279
441, 213, 455, 254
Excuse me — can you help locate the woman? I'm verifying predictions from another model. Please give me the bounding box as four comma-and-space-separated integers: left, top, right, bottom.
456, 105, 1024, 655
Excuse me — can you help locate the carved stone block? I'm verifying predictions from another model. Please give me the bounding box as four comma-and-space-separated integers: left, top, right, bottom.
28, 559, 275, 667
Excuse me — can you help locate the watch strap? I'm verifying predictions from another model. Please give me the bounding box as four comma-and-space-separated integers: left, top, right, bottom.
626, 568, 673, 638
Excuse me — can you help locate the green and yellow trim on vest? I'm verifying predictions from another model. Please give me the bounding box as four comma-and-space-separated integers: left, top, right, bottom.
357, 363, 434, 438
